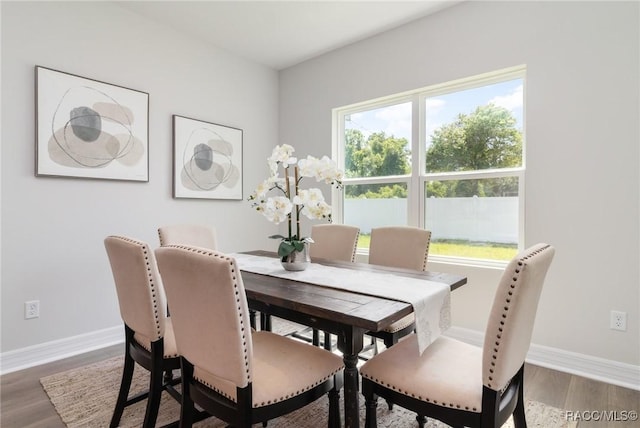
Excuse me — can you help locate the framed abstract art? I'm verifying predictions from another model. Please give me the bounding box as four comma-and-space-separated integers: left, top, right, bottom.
35, 66, 149, 181
172, 115, 243, 200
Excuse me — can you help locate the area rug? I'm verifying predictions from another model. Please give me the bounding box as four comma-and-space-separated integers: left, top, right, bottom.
41, 352, 576, 428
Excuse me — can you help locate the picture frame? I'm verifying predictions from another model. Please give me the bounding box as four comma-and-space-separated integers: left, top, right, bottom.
35, 66, 149, 181
172, 115, 243, 200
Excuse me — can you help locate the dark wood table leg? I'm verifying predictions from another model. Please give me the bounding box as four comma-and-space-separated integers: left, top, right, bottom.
337, 328, 365, 428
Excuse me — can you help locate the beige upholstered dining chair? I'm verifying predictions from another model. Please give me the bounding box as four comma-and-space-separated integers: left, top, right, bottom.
157, 223, 217, 249
155, 245, 345, 428
311, 223, 360, 262
104, 235, 181, 428
367, 226, 432, 351
368, 226, 431, 271
361, 243, 555, 428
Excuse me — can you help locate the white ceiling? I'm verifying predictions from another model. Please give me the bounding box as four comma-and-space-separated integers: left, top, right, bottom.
115, 1, 460, 70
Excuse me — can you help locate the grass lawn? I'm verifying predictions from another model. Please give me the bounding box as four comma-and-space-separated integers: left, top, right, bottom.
357, 234, 517, 261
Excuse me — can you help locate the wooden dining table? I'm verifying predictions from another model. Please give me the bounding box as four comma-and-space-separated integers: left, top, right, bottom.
238, 250, 467, 428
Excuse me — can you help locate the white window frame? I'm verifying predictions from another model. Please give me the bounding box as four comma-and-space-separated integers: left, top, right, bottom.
332, 66, 526, 267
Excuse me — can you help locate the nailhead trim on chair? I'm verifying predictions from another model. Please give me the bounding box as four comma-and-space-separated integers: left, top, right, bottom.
132, 335, 179, 358
382, 315, 414, 333
421, 232, 432, 271
144, 244, 162, 340
194, 376, 236, 402
195, 368, 343, 408
350, 231, 360, 263
485, 244, 551, 390
360, 373, 479, 412
251, 369, 342, 408
113, 236, 163, 342
228, 258, 251, 384
157, 228, 166, 246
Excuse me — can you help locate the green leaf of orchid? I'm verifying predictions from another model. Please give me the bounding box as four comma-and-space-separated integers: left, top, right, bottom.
278, 241, 296, 258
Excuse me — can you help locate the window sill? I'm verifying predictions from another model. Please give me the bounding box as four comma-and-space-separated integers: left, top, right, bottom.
427, 255, 508, 270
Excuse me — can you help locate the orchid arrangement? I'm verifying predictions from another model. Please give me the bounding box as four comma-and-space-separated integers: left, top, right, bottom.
248, 144, 343, 258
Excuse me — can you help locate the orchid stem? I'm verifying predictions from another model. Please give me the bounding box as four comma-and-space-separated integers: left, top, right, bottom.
285, 165, 292, 240
294, 166, 300, 239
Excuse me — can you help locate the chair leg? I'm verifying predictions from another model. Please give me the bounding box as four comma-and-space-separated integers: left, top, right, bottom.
143, 343, 165, 428
328, 388, 341, 428
312, 329, 320, 346
382, 335, 397, 411
364, 393, 378, 428
513, 383, 527, 428
142, 369, 163, 428
416, 415, 427, 428
110, 351, 135, 428
180, 360, 195, 428
513, 399, 527, 428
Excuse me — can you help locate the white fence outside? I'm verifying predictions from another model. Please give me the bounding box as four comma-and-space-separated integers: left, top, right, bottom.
344, 197, 518, 244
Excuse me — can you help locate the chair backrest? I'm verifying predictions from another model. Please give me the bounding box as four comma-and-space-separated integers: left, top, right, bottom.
155, 245, 253, 389
104, 235, 167, 341
157, 224, 217, 250
482, 243, 555, 391
310, 224, 360, 262
368, 226, 431, 271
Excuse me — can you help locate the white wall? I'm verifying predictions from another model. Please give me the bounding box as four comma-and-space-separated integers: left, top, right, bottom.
279, 1, 640, 367
1, 1, 279, 353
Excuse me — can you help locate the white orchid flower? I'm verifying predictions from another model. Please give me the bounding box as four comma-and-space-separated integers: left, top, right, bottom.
252, 174, 286, 199
298, 155, 321, 178
298, 155, 343, 187
294, 188, 331, 220
262, 196, 293, 224
268, 144, 297, 169
316, 156, 344, 185
253, 179, 271, 199
293, 188, 324, 206
302, 200, 332, 220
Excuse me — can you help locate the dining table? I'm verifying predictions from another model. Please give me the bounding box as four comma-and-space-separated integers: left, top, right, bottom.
235, 250, 467, 428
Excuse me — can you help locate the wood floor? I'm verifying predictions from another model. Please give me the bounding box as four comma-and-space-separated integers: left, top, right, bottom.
1, 343, 638, 427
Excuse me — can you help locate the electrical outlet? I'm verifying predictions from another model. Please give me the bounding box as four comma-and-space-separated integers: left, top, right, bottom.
610, 310, 627, 331
25, 300, 40, 319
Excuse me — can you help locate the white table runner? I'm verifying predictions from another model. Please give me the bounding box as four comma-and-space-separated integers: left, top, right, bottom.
231, 253, 451, 354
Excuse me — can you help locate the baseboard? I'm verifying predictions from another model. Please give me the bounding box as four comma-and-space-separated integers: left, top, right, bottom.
0, 326, 123, 375
446, 326, 640, 391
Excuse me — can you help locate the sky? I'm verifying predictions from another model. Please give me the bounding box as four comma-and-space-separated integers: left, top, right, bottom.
346, 78, 524, 147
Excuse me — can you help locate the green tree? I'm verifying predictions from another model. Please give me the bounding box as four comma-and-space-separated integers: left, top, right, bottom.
362, 184, 407, 199
426, 104, 522, 197
345, 129, 410, 198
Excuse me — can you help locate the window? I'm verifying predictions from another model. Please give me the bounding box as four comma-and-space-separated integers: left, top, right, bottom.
333, 66, 525, 264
